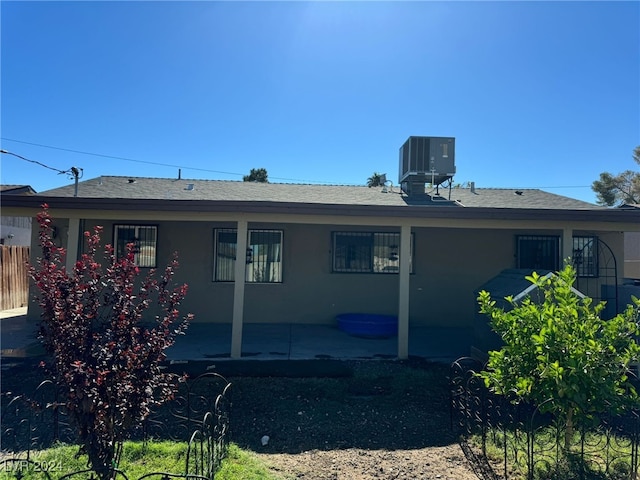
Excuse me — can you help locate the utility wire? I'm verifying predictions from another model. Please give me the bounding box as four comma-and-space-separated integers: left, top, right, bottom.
1, 148, 84, 195
1, 148, 72, 175
2, 137, 240, 177
0, 137, 343, 184
1, 137, 594, 189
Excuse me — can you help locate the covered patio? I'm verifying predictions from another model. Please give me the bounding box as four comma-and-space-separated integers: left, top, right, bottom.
1, 310, 472, 363
1, 307, 472, 363
166, 323, 473, 363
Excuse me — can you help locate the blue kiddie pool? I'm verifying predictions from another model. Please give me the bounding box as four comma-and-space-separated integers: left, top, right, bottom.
336, 313, 398, 338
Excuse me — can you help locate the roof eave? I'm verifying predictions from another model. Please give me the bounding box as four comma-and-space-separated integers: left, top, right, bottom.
1, 193, 637, 223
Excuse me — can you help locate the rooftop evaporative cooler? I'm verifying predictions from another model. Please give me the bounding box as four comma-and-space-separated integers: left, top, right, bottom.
399, 136, 456, 196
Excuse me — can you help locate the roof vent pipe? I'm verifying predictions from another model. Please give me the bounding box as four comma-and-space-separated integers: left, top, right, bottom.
470, 181, 476, 194
178, 169, 182, 180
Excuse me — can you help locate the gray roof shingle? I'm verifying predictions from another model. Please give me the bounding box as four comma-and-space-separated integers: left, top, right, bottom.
1, 185, 36, 195
39, 175, 601, 210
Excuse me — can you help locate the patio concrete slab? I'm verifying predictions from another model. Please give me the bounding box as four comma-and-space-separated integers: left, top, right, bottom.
1, 309, 473, 364
290, 324, 398, 360
166, 323, 473, 363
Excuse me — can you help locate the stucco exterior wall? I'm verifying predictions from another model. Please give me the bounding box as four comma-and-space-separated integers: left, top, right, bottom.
25, 218, 627, 330
174, 222, 522, 327
409, 227, 513, 327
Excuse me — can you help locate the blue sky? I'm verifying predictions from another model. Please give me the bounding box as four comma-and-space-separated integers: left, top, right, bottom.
1, 1, 638, 204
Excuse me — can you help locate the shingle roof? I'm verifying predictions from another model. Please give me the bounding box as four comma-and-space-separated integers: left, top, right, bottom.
38, 175, 601, 210
1, 185, 36, 195
446, 187, 601, 209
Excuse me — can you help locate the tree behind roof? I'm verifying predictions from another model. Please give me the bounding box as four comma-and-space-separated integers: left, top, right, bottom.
367, 172, 385, 187
592, 146, 640, 206
243, 168, 268, 182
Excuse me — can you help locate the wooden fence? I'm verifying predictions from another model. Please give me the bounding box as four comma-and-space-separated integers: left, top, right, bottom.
0, 246, 30, 311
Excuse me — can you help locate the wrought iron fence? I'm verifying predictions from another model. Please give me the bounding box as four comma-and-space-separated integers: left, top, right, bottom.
450, 357, 640, 480
0, 372, 232, 480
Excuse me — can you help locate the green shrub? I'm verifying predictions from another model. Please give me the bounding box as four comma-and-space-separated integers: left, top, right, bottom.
478, 264, 640, 449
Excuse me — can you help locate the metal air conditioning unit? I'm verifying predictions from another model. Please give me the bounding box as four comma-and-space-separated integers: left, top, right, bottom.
399, 136, 456, 195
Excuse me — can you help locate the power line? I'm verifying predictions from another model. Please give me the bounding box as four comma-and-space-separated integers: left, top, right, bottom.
0, 137, 342, 184
1, 137, 595, 189
0, 148, 72, 175
1, 149, 84, 196
1, 137, 241, 176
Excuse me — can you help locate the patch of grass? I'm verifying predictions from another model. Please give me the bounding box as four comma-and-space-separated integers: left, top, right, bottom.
216, 444, 281, 480
472, 427, 636, 480
117, 440, 189, 477
0, 442, 277, 480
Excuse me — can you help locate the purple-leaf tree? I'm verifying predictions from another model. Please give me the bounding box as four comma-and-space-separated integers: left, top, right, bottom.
29, 206, 192, 479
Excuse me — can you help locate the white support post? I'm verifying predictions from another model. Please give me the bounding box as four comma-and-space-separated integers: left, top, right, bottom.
231, 220, 248, 359
397, 224, 411, 360
65, 218, 80, 273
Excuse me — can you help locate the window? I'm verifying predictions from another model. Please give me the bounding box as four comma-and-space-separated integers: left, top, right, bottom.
573, 236, 598, 277
215, 229, 237, 281
516, 235, 560, 271
214, 229, 283, 283
332, 232, 413, 273
516, 235, 598, 277
114, 225, 157, 268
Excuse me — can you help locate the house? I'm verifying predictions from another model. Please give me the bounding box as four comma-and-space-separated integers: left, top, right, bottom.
0, 185, 36, 246
2, 141, 640, 360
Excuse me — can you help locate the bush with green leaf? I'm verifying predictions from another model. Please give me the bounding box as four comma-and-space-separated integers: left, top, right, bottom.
478, 264, 640, 449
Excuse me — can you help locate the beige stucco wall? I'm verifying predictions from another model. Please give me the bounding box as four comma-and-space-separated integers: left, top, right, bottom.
180, 222, 406, 326
165, 222, 543, 327
26, 217, 627, 330
409, 227, 511, 327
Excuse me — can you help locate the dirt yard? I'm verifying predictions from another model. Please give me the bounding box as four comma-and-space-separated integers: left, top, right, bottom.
224, 359, 479, 479
1, 358, 479, 479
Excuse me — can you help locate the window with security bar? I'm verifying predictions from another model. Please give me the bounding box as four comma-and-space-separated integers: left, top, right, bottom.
113, 225, 158, 268
213, 229, 283, 283
516, 235, 560, 272
573, 236, 598, 277
332, 232, 413, 274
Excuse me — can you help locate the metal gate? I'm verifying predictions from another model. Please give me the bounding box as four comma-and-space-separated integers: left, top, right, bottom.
572, 237, 619, 319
